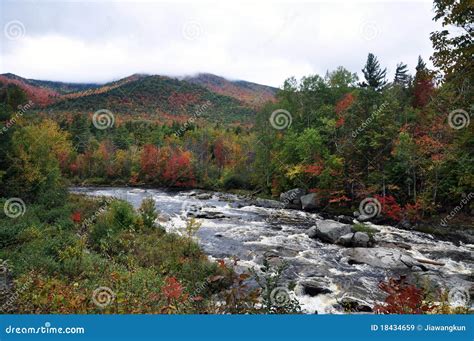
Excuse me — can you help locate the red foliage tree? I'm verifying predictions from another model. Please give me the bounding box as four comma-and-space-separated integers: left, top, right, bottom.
162, 149, 195, 187
140, 144, 161, 180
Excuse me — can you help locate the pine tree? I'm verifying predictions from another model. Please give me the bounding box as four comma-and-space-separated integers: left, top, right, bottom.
393, 62, 410, 87
359, 53, 387, 91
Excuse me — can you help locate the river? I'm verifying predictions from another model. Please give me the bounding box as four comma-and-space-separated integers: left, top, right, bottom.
72, 187, 473, 313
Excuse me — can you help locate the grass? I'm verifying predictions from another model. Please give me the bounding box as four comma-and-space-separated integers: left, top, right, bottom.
352, 223, 379, 237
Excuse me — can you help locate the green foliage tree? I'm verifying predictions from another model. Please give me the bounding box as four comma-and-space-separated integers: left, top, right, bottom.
359, 53, 387, 91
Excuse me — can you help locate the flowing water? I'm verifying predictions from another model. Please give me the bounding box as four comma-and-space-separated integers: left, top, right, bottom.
72, 187, 474, 313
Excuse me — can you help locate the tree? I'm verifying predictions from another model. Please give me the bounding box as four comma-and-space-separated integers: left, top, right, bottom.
7, 119, 72, 203
139, 197, 158, 229
359, 53, 387, 91
430, 0, 473, 90
393, 62, 411, 87
413, 56, 434, 108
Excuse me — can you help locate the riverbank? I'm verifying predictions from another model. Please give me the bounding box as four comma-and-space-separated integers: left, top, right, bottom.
70, 186, 473, 314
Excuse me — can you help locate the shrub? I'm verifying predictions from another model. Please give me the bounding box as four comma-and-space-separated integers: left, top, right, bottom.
138, 197, 158, 229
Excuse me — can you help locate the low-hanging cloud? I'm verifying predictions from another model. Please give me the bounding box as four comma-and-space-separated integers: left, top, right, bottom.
0, 0, 441, 87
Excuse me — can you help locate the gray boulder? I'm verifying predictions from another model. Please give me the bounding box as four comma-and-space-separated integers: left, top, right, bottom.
337, 232, 371, 247
308, 220, 353, 243
300, 193, 318, 211
354, 232, 370, 247
336, 233, 355, 247
280, 188, 306, 208
255, 198, 285, 209
345, 247, 427, 270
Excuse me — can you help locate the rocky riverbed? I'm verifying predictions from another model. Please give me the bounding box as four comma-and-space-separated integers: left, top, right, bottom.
72, 187, 474, 313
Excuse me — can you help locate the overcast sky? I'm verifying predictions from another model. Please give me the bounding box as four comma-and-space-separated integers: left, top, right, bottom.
0, 0, 441, 87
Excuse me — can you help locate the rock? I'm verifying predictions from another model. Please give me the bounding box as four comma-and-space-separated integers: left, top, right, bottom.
357, 214, 372, 222
353, 211, 360, 218
336, 233, 354, 247
300, 193, 319, 211
336, 215, 354, 224
399, 218, 412, 229
346, 247, 427, 270
339, 297, 373, 312
195, 193, 213, 200
307, 226, 318, 239
301, 282, 332, 297
189, 208, 225, 219
280, 188, 306, 208
296, 278, 333, 297
255, 198, 285, 209
337, 232, 371, 247
353, 232, 370, 247
308, 220, 353, 243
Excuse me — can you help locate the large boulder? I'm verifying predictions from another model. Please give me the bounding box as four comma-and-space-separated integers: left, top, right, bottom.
280, 188, 306, 208
307, 220, 353, 243
345, 247, 427, 270
300, 193, 318, 211
336, 232, 371, 247
255, 198, 285, 209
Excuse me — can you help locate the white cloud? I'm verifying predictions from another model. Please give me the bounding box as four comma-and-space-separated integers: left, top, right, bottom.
0, 0, 441, 87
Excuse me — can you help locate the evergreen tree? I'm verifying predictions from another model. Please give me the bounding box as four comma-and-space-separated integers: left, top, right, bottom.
359, 53, 387, 91
393, 62, 410, 87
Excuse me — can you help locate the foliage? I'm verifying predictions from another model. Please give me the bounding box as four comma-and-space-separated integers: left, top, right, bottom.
138, 197, 158, 229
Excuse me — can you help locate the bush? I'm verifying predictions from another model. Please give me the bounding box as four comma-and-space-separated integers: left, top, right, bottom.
138, 197, 158, 229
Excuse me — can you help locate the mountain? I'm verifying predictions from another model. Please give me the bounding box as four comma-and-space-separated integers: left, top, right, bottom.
48, 75, 257, 123
184, 73, 277, 108
0, 73, 101, 106
1, 73, 277, 124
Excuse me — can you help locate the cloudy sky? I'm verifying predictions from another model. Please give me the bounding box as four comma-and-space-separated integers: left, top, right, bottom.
0, 0, 441, 87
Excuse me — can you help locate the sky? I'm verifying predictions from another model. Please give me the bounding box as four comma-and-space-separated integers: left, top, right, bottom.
0, 0, 442, 87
